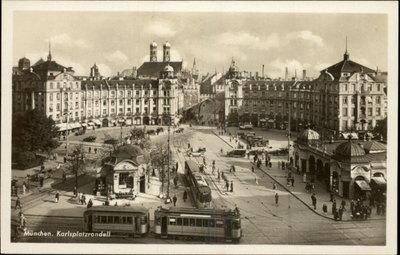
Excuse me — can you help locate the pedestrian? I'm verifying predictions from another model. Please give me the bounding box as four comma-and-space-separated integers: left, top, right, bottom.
19, 212, 26, 230
341, 200, 346, 211
173, 176, 178, 188
114, 202, 118, 206
173, 195, 177, 206
15, 196, 22, 210
273, 183, 277, 190
255, 178, 259, 185
225, 181, 229, 192
350, 200, 355, 216
338, 206, 343, 221
89, 147, 92, 153
269, 162, 272, 168
333, 209, 338, 221
217, 170, 221, 181
176, 162, 179, 172
73, 187, 77, 197
62, 171, 67, 182
94, 148, 97, 154
376, 203, 381, 215
291, 177, 295, 187
87, 199, 93, 208
235, 204, 240, 215
251, 166, 255, 173
275, 192, 279, 206
332, 200, 337, 215
55, 192, 60, 203
39, 176, 44, 187
230, 181, 234, 192
22, 182, 26, 195
64, 156, 67, 163
330, 191, 334, 202
311, 193, 317, 210
212, 165, 215, 175
183, 190, 188, 202
322, 203, 328, 215
232, 165, 236, 172
82, 194, 86, 205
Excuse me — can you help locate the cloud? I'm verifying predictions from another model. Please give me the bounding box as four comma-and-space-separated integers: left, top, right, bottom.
268, 58, 311, 78
47, 33, 90, 49
286, 30, 323, 47
146, 20, 177, 38
216, 32, 280, 51
97, 63, 112, 77
106, 50, 128, 63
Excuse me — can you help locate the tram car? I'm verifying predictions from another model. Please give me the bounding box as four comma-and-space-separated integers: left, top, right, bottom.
185, 160, 212, 208
154, 206, 242, 243
83, 206, 150, 237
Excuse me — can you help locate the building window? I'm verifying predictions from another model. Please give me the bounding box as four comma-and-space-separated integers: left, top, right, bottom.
377, 84, 381, 91
56, 103, 60, 111
342, 108, 347, 116
57, 82, 60, 89
49, 83, 54, 89
127, 108, 131, 112
136, 91, 140, 97
49, 93, 53, 101
119, 91, 123, 97
127, 99, 131, 105
376, 107, 381, 116
136, 107, 139, 114
376, 97, 381, 104
119, 108, 123, 113
111, 108, 115, 113
49, 104, 53, 112
119, 100, 123, 105
111, 91, 115, 97
75, 102, 79, 109
103, 109, 107, 115
368, 108, 372, 116
136, 99, 140, 105
103, 100, 107, 106
127, 90, 132, 97
111, 100, 115, 106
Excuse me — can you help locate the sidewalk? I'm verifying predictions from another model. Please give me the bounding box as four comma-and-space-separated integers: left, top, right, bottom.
213, 129, 386, 222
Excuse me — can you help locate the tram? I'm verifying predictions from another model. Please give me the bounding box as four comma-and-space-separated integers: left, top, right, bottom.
83, 206, 150, 236
154, 206, 242, 243
185, 160, 212, 208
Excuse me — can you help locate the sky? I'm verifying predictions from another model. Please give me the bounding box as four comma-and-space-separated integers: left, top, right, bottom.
13, 12, 387, 78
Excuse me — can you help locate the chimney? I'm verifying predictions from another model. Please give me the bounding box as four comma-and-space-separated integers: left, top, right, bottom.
255, 72, 259, 80
285, 67, 288, 81
302, 70, 306, 80
262, 65, 265, 78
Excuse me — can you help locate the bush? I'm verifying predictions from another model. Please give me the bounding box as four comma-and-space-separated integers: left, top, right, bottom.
83, 136, 96, 142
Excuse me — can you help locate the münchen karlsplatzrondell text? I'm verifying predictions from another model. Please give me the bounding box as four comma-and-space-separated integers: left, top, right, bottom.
23, 230, 111, 238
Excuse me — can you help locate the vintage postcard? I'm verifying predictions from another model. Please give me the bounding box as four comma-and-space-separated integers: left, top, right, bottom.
1, 1, 398, 254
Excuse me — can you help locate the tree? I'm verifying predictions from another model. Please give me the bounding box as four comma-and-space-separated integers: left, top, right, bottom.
12, 109, 60, 153
65, 145, 87, 193
373, 117, 387, 140
149, 143, 172, 194
226, 111, 239, 126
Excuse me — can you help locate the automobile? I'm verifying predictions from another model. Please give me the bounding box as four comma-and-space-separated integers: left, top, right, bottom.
174, 127, 184, 133
83, 136, 96, 142
188, 151, 204, 157
197, 147, 206, 153
239, 124, 253, 130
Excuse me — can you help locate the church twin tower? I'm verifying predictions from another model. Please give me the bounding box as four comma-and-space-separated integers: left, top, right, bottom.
150, 41, 170, 62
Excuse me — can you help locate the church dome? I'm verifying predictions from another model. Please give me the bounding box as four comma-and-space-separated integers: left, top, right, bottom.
150, 41, 157, 47
164, 41, 171, 47
333, 140, 366, 162
164, 64, 174, 72
297, 128, 320, 144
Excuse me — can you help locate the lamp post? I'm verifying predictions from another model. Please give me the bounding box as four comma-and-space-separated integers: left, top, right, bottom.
166, 112, 171, 200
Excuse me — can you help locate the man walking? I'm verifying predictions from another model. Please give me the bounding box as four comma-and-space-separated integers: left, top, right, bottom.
332, 200, 337, 215
311, 193, 317, 210
55, 192, 60, 203
322, 203, 328, 215
230, 181, 234, 192
226, 181, 229, 192
291, 177, 295, 187
173, 195, 177, 206
275, 193, 279, 207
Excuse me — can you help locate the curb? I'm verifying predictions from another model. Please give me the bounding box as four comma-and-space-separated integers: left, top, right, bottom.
212, 130, 384, 222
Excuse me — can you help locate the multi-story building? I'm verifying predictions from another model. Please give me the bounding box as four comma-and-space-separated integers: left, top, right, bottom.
223, 50, 387, 136
12, 46, 183, 132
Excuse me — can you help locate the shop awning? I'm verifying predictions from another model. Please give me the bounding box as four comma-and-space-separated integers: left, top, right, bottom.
371, 177, 386, 186
71, 123, 82, 129
355, 180, 371, 191
93, 119, 101, 125
56, 123, 68, 131
81, 123, 87, 127
268, 119, 275, 123
88, 121, 95, 126
118, 119, 125, 123
371, 162, 386, 170
110, 119, 116, 123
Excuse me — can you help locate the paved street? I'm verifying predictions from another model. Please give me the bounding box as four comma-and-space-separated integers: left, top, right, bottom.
12, 126, 385, 245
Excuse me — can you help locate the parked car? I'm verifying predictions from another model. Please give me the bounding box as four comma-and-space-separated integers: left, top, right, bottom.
174, 127, 184, 133
239, 124, 253, 130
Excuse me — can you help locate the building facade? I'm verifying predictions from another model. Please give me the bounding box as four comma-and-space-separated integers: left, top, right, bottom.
12, 50, 183, 130
223, 51, 387, 135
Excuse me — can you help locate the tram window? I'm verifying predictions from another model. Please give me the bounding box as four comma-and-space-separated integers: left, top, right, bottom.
209, 219, 215, 227
156, 217, 161, 225
127, 217, 132, 224
169, 217, 176, 225
122, 217, 127, 224
107, 216, 113, 224
96, 216, 100, 223
114, 216, 120, 224
101, 216, 107, 223
183, 218, 189, 226
141, 216, 147, 224
189, 219, 195, 227
216, 220, 224, 228
177, 218, 182, 226
203, 219, 209, 227
196, 219, 202, 227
